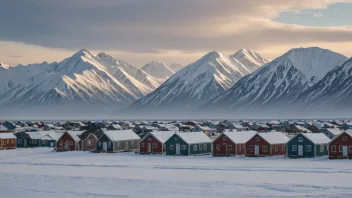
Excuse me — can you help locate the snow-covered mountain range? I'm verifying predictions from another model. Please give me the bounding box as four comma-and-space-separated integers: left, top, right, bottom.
204, 47, 348, 115
141, 61, 178, 83
130, 49, 269, 110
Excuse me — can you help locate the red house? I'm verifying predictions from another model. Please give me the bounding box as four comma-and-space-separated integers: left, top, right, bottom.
56, 131, 83, 151
329, 131, 352, 159
140, 131, 175, 154
0, 133, 17, 149
213, 131, 257, 156
246, 132, 289, 156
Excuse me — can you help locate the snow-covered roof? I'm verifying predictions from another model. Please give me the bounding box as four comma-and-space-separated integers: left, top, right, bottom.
146, 131, 175, 143
103, 130, 140, 141
233, 124, 246, 129
176, 132, 212, 144
0, 133, 16, 139
223, 131, 257, 144
295, 125, 311, 133
112, 124, 122, 129
0, 125, 8, 130
66, 131, 84, 142
258, 132, 289, 144
27, 132, 47, 139
326, 128, 343, 136
302, 133, 331, 144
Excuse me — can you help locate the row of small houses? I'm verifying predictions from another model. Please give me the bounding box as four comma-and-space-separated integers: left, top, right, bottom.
1, 129, 352, 159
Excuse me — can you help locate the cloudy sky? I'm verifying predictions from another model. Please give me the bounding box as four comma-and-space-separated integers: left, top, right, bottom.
1, 0, 352, 67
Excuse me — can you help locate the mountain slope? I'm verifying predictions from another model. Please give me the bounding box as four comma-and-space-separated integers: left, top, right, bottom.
130, 50, 264, 110
141, 61, 175, 81
205, 47, 347, 113
294, 58, 352, 111
228, 49, 270, 76
169, 63, 184, 72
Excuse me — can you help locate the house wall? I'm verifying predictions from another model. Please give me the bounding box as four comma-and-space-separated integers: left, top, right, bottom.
165, 134, 189, 156
140, 134, 163, 154
81, 134, 97, 151
115, 140, 139, 152
329, 133, 352, 159
212, 134, 236, 156
287, 134, 315, 157
189, 143, 212, 155
56, 133, 77, 151
96, 135, 113, 152
270, 144, 286, 156
246, 134, 271, 156
315, 144, 328, 157
0, 138, 16, 149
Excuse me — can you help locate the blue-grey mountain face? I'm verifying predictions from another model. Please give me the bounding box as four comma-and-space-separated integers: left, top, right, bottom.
204, 47, 348, 114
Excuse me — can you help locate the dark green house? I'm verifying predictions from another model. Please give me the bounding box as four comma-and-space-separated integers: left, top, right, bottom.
15, 132, 56, 148
287, 133, 330, 158
165, 132, 212, 156
14, 132, 30, 148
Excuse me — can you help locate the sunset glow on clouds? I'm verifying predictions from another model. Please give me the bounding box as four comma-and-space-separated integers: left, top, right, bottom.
1, 0, 352, 67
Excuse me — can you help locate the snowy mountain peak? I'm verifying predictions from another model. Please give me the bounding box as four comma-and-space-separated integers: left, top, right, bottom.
168, 63, 184, 72
141, 61, 175, 79
73, 49, 94, 58
97, 52, 115, 60
0, 62, 9, 69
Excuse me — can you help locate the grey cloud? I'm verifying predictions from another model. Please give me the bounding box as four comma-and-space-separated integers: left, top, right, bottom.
0, 0, 351, 54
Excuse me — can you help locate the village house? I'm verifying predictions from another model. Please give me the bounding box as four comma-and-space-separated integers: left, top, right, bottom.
140, 131, 175, 154
328, 131, 352, 159
246, 132, 289, 156
107, 124, 122, 130
165, 132, 212, 156
56, 131, 84, 151
96, 130, 140, 153
213, 131, 257, 156
320, 128, 343, 139
0, 133, 17, 149
79, 131, 98, 151
191, 125, 216, 136
287, 133, 330, 158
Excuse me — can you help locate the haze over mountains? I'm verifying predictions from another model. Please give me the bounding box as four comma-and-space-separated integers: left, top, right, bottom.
1, 47, 352, 119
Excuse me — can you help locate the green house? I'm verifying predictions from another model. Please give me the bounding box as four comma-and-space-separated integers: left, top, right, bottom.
287, 133, 330, 158
165, 132, 212, 156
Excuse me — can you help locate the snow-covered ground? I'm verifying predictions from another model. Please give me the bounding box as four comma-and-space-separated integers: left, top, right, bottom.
0, 148, 351, 197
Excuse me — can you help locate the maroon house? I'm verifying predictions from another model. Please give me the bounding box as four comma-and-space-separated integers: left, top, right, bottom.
329, 131, 352, 159
0, 133, 17, 149
140, 131, 175, 154
213, 131, 257, 156
246, 132, 289, 156
56, 131, 83, 151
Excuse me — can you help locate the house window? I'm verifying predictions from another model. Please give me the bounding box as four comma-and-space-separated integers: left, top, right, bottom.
282, 145, 285, 151
223, 136, 227, 141
331, 145, 336, 152
199, 144, 202, 151
152, 143, 157, 148
42, 140, 46, 144
339, 145, 342, 152
3, 140, 6, 145
193, 145, 198, 151
216, 144, 220, 151
141, 143, 145, 148
60, 140, 63, 145
298, 137, 303, 142
32, 140, 37, 144
292, 145, 297, 151
7, 139, 9, 144
227, 145, 232, 151
275, 145, 278, 151
343, 136, 348, 141
249, 145, 253, 151
11, 139, 15, 144
88, 140, 91, 146
262, 145, 268, 152
17, 139, 22, 144
306, 145, 312, 152
170, 145, 174, 150
349, 146, 352, 152
255, 137, 260, 141
70, 141, 73, 145
181, 145, 186, 150
108, 141, 112, 148
238, 145, 241, 151
320, 145, 325, 152
203, 144, 207, 150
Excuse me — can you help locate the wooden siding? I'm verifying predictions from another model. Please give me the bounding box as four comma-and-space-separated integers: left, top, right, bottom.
140, 134, 163, 154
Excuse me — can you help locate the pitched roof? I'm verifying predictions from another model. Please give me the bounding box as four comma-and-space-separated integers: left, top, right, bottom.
176, 132, 212, 144
0, 133, 17, 139
223, 131, 257, 144
258, 132, 289, 144
326, 128, 343, 136
103, 130, 140, 141
295, 125, 311, 133
145, 131, 176, 143
66, 131, 84, 142
302, 133, 331, 144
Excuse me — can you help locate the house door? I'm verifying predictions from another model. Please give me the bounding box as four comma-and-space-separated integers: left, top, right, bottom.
50, 142, 54, 147
24, 140, 27, 147
226, 145, 231, 155
147, 143, 152, 153
254, 145, 259, 156
176, 144, 181, 155
343, 146, 348, 157
64, 140, 70, 150
103, 142, 108, 151
298, 145, 303, 156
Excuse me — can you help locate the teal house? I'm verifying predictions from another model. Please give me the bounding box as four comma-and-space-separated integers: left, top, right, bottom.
287, 133, 330, 158
165, 132, 212, 156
